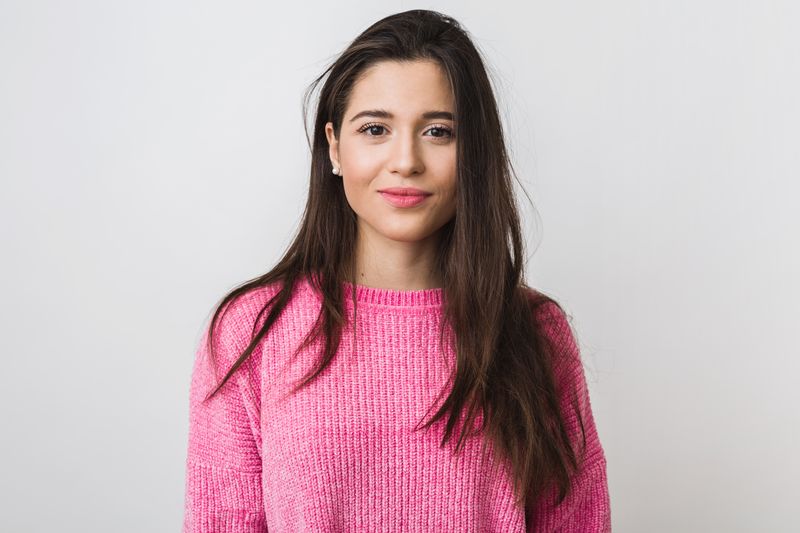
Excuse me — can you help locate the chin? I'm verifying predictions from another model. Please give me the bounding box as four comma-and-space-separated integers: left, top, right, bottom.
382, 229, 437, 243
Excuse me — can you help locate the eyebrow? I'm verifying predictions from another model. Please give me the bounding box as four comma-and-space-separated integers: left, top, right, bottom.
348, 109, 455, 123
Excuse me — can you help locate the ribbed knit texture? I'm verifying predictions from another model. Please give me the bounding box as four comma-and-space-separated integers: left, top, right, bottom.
183, 277, 611, 532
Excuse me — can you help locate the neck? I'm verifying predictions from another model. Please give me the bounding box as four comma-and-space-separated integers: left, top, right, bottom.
346, 224, 444, 291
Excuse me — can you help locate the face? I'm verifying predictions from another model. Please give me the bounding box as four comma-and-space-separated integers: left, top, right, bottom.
325, 59, 457, 245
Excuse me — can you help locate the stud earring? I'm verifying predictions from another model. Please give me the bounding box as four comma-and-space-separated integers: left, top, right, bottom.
332, 166, 340, 175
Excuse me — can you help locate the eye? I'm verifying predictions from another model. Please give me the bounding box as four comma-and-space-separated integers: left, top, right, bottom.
355, 122, 454, 139
357, 122, 387, 136
424, 124, 453, 139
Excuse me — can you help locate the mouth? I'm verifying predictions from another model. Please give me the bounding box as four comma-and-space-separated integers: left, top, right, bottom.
377, 187, 433, 196
379, 191, 431, 208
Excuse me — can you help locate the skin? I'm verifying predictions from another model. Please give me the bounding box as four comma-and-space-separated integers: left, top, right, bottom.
325, 59, 457, 291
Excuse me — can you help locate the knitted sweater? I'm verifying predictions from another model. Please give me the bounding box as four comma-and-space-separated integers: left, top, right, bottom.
183, 277, 611, 532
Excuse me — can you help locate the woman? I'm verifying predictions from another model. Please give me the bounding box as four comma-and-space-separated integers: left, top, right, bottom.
183, 9, 611, 532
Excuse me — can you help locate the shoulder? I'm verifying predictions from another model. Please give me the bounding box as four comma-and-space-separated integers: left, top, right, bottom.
211, 283, 282, 337
521, 288, 602, 461
520, 286, 574, 339
520, 286, 581, 375
201, 280, 287, 371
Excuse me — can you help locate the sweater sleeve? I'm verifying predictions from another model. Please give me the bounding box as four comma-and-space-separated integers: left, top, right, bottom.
526, 301, 611, 532
183, 296, 267, 533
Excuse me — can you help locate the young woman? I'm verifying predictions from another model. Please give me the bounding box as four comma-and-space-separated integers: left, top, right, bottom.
183, 9, 611, 532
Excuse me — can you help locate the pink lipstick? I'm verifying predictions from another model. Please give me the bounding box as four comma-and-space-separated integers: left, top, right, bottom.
378, 187, 432, 208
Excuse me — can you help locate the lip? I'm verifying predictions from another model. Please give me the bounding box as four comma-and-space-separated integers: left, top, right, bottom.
377, 187, 432, 196
379, 189, 431, 208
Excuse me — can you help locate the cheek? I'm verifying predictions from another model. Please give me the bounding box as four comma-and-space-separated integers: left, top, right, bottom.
340, 175, 376, 217
339, 152, 383, 209
438, 165, 458, 207
340, 138, 380, 173
341, 152, 382, 188
440, 188, 458, 220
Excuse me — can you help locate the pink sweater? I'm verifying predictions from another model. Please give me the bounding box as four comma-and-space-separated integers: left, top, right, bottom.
183, 277, 611, 532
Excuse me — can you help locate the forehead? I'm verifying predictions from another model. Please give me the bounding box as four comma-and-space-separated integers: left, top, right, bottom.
345, 60, 454, 118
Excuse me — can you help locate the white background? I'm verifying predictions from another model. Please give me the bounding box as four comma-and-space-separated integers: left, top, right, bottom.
1, 1, 798, 531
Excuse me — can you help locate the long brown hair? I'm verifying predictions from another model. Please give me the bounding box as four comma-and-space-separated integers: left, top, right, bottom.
201, 9, 587, 513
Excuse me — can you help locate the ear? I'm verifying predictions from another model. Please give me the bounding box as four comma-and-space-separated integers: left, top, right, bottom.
324, 122, 340, 172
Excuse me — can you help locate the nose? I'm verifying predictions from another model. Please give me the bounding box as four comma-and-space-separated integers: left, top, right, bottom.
387, 130, 425, 176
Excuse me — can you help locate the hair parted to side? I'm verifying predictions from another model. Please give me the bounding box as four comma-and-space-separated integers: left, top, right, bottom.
201, 9, 587, 515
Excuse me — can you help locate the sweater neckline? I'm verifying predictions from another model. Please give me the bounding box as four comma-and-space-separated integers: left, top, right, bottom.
341, 280, 444, 307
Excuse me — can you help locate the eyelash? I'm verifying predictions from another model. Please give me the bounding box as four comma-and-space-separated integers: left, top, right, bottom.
356, 122, 454, 139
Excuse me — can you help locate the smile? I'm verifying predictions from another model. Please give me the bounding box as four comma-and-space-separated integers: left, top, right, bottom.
379, 192, 431, 208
